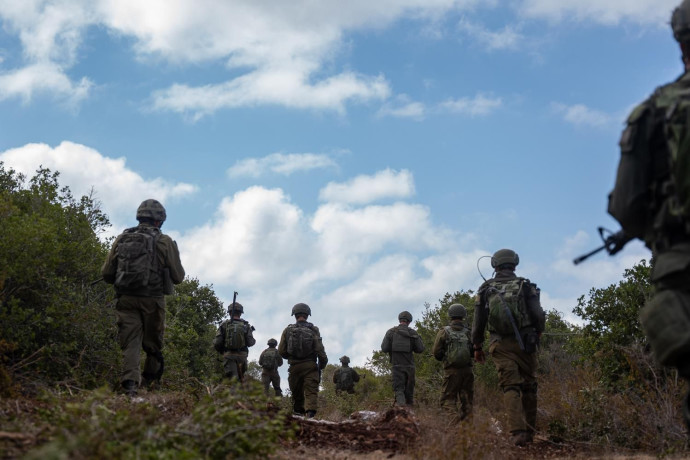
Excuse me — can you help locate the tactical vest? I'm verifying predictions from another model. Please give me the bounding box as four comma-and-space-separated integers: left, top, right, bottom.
486, 278, 533, 336
391, 326, 413, 352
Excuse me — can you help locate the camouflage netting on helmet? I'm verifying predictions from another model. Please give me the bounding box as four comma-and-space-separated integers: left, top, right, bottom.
136, 199, 167, 222
448, 303, 467, 319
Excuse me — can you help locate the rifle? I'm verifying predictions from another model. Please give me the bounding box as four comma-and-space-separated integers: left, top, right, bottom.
230, 291, 238, 323
573, 227, 631, 265
487, 286, 526, 351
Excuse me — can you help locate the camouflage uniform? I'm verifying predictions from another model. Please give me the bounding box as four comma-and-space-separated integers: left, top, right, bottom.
213, 316, 256, 382
259, 343, 284, 396
333, 360, 360, 394
278, 308, 328, 417
432, 319, 474, 421
381, 313, 425, 406
608, 1, 690, 425
472, 266, 545, 443
101, 202, 185, 392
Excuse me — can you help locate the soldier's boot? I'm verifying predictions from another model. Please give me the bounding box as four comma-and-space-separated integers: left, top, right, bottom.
122, 380, 138, 397
503, 386, 526, 435
522, 382, 538, 442
305, 410, 317, 419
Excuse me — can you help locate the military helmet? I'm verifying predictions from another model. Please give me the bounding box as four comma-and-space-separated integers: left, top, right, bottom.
228, 302, 244, 314
448, 303, 467, 319
672, 0, 690, 43
267, 338, 278, 347
291, 302, 311, 317
136, 199, 167, 222
398, 310, 413, 322
491, 248, 519, 269
339, 355, 350, 364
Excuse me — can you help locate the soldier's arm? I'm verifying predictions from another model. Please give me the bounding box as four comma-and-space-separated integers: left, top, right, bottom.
213, 323, 226, 353
332, 369, 339, 383
432, 329, 445, 361
312, 327, 328, 368
277, 354, 284, 367
412, 331, 425, 353
278, 328, 289, 359
353, 370, 360, 382
101, 235, 123, 283
381, 329, 392, 353
526, 282, 546, 333
160, 235, 185, 284
245, 324, 256, 347
471, 288, 488, 346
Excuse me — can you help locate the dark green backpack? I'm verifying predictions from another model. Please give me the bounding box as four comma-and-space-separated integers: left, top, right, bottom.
444, 326, 471, 367
286, 324, 315, 359
336, 367, 355, 390
261, 349, 279, 370
224, 321, 247, 351
487, 278, 529, 336
114, 226, 160, 292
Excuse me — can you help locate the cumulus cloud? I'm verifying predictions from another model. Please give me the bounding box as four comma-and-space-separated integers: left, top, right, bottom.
376, 95, 427, 120
552, 102, 613, 128
0, 142, 198, 232
457, 17, 524, 51
438, 93, 502, 117
319, 169, 415, 204
0, 62, 92, 104
227, 152, 339, 178
518, 0, 677, 26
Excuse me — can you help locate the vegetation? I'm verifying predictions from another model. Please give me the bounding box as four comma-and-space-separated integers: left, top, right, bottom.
0, 164, 687, 458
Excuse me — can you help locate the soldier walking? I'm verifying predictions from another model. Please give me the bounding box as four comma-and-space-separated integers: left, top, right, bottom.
259, 338, 284, 396
381, 311, 425, 407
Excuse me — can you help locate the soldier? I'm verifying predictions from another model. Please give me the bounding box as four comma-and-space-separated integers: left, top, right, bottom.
333, 356, 360, 394
213, 302, 256, 383
259, 338, 284, 396
101, 199, 185, 396
432, 303, 474, 422
472, 249, 545, 446
381, 311, 425, 407
608, 0, 690, 428
278, 303, 328, 418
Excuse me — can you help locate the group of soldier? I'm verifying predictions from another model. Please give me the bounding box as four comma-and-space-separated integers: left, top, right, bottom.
101, 0, 690, 446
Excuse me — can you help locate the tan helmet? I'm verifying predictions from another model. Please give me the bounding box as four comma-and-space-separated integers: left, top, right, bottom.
136, 199, 167, 222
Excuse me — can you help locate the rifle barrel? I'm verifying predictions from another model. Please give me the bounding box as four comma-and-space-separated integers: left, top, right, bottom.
573, 244, 606, 265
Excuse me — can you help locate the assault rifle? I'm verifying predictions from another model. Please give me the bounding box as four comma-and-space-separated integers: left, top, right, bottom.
230, 291, 238, 323
487, 286, 526, 351
573, 227, 631, 265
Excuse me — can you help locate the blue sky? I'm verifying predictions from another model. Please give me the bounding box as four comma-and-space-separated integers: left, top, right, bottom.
0, 0, 679, 366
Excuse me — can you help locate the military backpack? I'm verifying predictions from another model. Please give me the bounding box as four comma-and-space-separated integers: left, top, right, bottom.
224, 320, 247, 351
261, 349, 280, 371
443, 326, 472, 367
286, 324, 316, 359
114, 226, 161, 292
486, 278, 532, 336
336, 367, 355, 390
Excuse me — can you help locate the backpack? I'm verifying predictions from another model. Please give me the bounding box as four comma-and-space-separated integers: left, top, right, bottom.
261, 349, 279, 370
286, 324, 315, 359
444, 326, 471, 367
114, 226, 160, 292
224, 320, 247, 351
336, 367, 355, 390
486, 278, 531, 336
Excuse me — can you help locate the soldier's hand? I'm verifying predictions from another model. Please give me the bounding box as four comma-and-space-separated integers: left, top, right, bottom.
474, 350, 485, 364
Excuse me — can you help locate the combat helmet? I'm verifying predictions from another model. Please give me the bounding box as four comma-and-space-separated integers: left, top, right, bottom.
339, 355, 350, 364
398, 311, 412, 322
267, 338, 278, 347
673, 0, 690, 43
136, 199, 167, 222
491, 248, 519, 269
448, 303, 467, 320
292, 302, 311, 317
228, 302, 244, 315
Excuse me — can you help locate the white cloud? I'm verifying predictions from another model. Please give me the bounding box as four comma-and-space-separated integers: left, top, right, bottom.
0, 141, 198, 233
457, 17, 524, 51
227, 152, 339, 178
0, 62, 92, 104
438, 93, 502, 117
552, 102, 613, 128
319, 169, 415, 204
376, 95, 427, 120
519, 0, 678, 26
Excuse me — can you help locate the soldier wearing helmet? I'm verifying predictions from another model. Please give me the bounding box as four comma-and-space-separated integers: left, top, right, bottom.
472, 249, 545, 445
380, 310, 425, 406
101, 199, 185, 396
278, 302, 328, 418
259, 338, 283, 396
213, 301, 256, 383
333, 355, 360, 394
607, 0, 690, 429
432, 303, 474, 422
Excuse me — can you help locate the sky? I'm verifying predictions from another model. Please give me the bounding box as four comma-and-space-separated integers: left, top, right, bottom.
0, 0, 680, 368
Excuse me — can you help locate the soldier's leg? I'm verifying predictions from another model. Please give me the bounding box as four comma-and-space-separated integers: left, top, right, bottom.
391, 366, 407, 405
272, 372, 283, 396
115, 296, 144, 386
288, 363, 306, 414
141, 297, 166, 386
491, 340, 527, 435
440, 368, 459, 412
262, 372, 271, 395
522, 381, 538, 439
223, 356, 240, 381
303, 363, 320, 416
405, 367, 416, 406
237, 358, 247, 382
459, 367, 474, 420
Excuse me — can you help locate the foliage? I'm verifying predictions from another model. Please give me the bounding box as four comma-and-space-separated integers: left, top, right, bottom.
0, 163, 118, 391
164, 278, 226, 388
319, 364, 391, 418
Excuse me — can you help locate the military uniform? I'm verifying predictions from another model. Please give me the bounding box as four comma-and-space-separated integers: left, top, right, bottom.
381, 312, 425, 406
472, 253, 545, 445
432, 318, 474, 421
333, 358, 360, 394
608, 2, 690, 425
278, 303, 327, 417
259, 342, 284, 396
213, 316, 256, 382
101, 200, 185, 393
